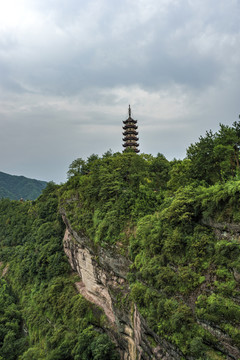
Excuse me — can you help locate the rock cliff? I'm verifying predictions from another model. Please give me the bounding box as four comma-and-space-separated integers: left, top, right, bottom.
61, 209, 184, 360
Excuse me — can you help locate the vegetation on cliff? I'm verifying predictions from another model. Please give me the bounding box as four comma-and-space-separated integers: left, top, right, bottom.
60, 120, 240, 359
0, 184, 119, 360
0, 120, 240, 359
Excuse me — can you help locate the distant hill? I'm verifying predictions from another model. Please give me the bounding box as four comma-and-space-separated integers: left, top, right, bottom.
0, 171, 48, 200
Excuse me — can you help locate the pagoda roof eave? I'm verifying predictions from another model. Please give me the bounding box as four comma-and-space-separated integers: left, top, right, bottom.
123, 137, 139, 141
123, 124, 138, 130
123, 130, 138, 136
122, 143, 139, 147
123, 118, 137, 124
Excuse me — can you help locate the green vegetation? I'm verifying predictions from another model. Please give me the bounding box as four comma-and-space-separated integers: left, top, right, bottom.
0, 171, 47, 200
1, 120, 240, 359
0, 184, 119, 360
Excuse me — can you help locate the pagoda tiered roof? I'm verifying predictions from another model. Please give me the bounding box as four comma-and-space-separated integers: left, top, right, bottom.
123, 118, 137, 125
122, 136, 139, 142
123, 142, 139, 147
122, 130, 138, 136
123, 123, 138, 130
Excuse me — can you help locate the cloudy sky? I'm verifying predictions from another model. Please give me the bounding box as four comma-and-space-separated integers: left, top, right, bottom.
0, 0, 240, 183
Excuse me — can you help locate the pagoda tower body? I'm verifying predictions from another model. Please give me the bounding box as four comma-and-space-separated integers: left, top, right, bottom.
122, 105, 140, 153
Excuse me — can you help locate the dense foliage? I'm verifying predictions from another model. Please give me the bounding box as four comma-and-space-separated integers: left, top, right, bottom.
0, 171, 47, 200
0, 184, 119, 360
186, 121, 240, 184
1, 120, 240, 359
60, 121, 240, 359
61, 151, 170, 246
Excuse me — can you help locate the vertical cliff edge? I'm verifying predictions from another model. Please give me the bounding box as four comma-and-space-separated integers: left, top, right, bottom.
61, 209, 184, 360
58, 149, 240, 360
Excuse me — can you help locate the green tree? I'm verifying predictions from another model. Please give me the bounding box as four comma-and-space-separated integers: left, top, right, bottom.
187, 121, 240, 184
149, 153, 171, 190
67, 158, 86, 178
187, 130, 218, 184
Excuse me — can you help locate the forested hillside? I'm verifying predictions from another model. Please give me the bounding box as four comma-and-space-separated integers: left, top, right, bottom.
0, 184, 119, 360
0, 121, 240, 359
0, 171, 47, 200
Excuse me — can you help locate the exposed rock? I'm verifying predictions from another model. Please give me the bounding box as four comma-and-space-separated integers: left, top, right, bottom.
233, 268, 240, 282
0, 263, 9, 278
61, 209, 183, 360
63, 228, 115, 323
197, 320, 240, 360
61, 209, 240, 360
201, 218, 240, 241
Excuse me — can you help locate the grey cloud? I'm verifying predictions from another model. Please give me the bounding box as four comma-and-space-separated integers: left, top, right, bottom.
1, 0, 228, 95
0, 0, 240, 182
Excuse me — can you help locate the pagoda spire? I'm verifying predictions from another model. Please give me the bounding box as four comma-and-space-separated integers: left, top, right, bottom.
122, 105, 140, 153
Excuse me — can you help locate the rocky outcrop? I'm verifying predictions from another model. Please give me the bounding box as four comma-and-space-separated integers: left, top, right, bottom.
201, 218, 240, 241
0, 262, 9, 278
63, 227, 116, 324
197, 320, 240, 360
199, 218, 240, 359
202, 218, 240, 283
61, 209, 183, 360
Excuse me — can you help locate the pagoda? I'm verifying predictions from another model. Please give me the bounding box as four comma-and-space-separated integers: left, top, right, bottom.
122, 105, 140, 153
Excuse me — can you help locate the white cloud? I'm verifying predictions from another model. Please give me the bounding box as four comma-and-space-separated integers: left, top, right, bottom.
0, 0, 240, 182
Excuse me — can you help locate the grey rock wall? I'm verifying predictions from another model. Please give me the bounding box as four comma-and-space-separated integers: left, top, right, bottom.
61, 209, 183, 360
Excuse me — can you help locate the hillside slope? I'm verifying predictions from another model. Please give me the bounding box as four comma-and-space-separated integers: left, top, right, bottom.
0, 121, 240, 359
58, 150, 240, 359
0, 171, 47, 200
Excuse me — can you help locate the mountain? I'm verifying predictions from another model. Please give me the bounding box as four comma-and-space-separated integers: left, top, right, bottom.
0, 121, 240, 359
0, 171, 47, 200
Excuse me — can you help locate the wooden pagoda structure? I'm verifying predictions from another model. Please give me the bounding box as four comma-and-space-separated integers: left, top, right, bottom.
122, 105, 140, 153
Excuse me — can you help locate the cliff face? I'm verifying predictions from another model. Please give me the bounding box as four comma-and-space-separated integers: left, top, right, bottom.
60, 203, 240, 360
61, 210, 183, 360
